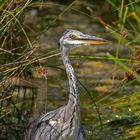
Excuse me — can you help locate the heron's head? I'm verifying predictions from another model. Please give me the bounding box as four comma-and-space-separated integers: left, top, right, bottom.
59, 29, 109, 50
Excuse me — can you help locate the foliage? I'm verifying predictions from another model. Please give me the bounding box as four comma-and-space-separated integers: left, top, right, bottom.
0, 0, 140, 139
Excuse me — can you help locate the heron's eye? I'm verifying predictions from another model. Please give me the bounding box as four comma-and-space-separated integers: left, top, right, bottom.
69, 34, 77, 39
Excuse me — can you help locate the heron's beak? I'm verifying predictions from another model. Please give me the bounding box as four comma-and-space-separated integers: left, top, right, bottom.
77, 34, 109, 45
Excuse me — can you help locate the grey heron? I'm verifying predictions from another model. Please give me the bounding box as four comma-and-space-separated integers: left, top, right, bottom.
24, 29, 108, 140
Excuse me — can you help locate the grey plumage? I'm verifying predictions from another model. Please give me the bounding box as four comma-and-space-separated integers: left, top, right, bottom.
24, 29, 108, 140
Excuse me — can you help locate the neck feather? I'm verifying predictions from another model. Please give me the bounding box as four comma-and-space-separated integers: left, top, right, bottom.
61, 47, 79, 107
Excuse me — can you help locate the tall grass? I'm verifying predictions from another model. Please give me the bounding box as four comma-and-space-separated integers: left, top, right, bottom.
0, 0, 78, 139
72, 0, 140, 139
0, 0, 140, 139
100, 0, 140, 139
0, 0, 35, 139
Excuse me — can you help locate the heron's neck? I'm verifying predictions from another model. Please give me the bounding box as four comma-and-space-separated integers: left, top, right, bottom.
61, 47, 79, 107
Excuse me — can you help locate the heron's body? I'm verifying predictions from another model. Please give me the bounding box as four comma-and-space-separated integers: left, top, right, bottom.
24, 29, 108, 140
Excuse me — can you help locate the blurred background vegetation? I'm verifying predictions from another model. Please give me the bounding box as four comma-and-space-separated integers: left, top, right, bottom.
0, 0, 140, 139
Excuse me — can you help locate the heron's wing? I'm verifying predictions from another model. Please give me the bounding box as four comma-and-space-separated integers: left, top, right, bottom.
24, 106, 66, 140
